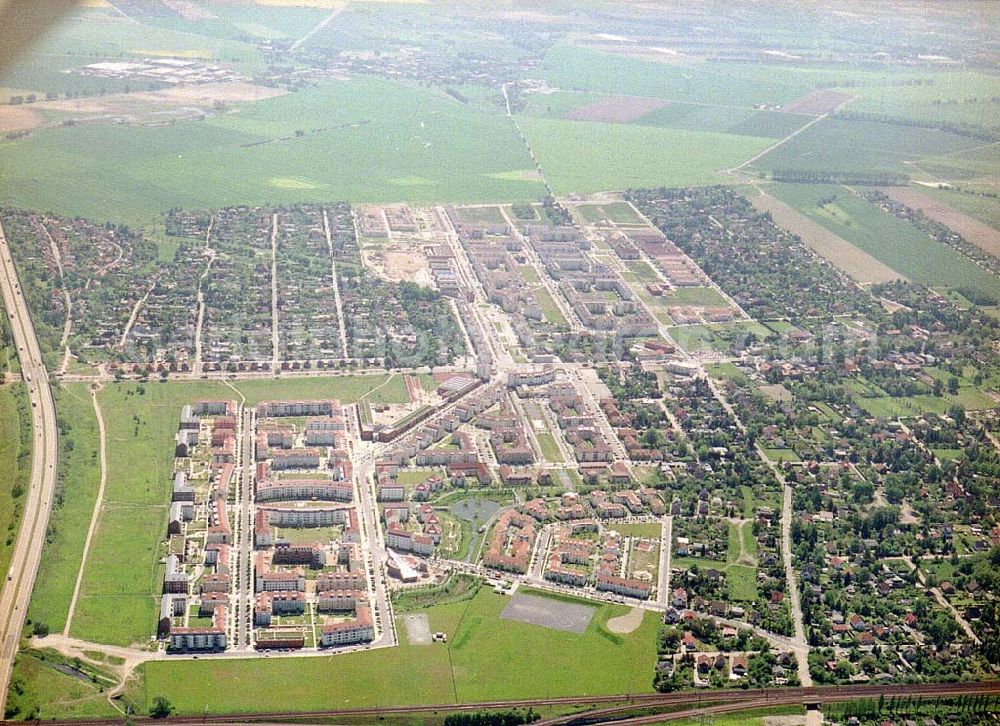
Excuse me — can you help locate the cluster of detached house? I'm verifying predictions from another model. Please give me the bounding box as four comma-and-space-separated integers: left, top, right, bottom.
160, 401, 239, 652
251, 400, 373, 649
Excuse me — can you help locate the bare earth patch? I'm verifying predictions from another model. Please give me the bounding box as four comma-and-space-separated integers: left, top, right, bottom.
42, 82, 286, 116
402, 613, 431, 645
750, 191, 902, 284
780, 89, 855, 115
0, 106, 45, 134
363, 245, 434, 287
880, 186, 1000, 257
565, 96, 668, 123
501, 593, 595, 633
606, 607, 644, 634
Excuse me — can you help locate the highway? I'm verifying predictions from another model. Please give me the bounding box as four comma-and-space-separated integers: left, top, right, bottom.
0, 219, 59, 715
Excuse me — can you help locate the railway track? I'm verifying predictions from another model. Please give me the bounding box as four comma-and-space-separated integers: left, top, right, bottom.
18, 680, 1000, 726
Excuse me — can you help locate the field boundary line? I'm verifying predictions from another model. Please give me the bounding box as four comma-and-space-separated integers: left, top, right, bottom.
63, 385, 107, 637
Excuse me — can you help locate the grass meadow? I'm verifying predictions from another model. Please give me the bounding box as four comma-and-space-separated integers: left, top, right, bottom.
27, 385, 101, 635
140, 588, 658, 714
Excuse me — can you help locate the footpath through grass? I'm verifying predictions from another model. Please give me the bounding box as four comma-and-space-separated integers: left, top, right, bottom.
27, 385, 100, 635
62, 374, 398, 646
141, 588, 658, 715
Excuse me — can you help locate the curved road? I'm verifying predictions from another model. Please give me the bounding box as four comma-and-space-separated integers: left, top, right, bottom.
0, 218, 59, 715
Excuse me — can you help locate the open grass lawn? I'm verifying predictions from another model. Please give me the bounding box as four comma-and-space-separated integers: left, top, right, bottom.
610, 522, 663, 539
0, 78, 544, 228
726, 564, 758, 602
706, 362, 749, 386
533, 286, 569, 327
769, 184, 1000, 301
141, 588, 658, 715
236, 373, 401, 405
574, 202, 643, 225
456, 205, 508, 226
624, 260, 660, 282
668, 321, 771, 352
856, 386, 995, 418
662, 286, 729, 307
535, 431, 564, 463
27, 386, 101, 635
672, 706, 806, 725
667, 325, 717, 351
0, 384, 30, 583
518, 116, 768, 195
762, 447, 801, 463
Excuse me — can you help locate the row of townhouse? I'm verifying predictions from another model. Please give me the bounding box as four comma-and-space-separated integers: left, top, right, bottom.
254, 505, 359, 546
482, 510, 537, 574
256, 399, 339, 418
169, 604, 227, 652
256, 478, 354, 503
595, 529, 651, 600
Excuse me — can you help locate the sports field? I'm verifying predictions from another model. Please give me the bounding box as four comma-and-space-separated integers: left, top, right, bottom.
140, 588, 658, 714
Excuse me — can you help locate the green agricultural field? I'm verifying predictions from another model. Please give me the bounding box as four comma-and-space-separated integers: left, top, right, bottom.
924, 187, 1000, 231
637, 103, 810, 139
0, 78, 545, 227
752, 116, 981, 178
833, 69, 1000, 131
0, 383, 30, 582
769, 184, 1000, 301
27, 386, 101, 635
140, 588, 657, 715
518, 116, 769, 194
540, 45, 814, 108
914, 142, 1000, 182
